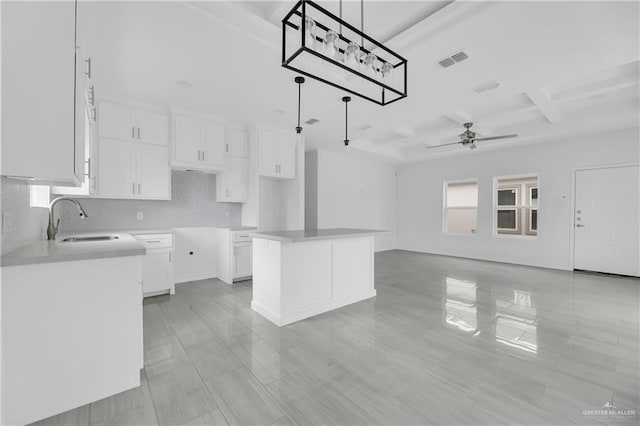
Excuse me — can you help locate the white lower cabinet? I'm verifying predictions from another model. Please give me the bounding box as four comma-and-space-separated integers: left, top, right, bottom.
134, 234, 175, 297
215, 228, 255, 284
234, 242, 252, 279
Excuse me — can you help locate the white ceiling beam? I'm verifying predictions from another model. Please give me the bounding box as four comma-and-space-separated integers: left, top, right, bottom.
444, 111, 494, 136
266, 2, 297, 24
525, 87, 563, 123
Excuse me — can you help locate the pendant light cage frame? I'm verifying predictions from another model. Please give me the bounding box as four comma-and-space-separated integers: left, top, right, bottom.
282, 0, 408, 106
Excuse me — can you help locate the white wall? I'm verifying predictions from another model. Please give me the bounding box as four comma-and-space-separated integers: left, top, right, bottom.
0, 178, 48, 255
307, 149, 397, 251
396, 127, 640, 270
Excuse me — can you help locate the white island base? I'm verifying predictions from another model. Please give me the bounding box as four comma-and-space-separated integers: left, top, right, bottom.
251, 229, 379, 326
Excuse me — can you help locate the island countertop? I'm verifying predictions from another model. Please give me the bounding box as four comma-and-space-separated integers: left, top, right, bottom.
1, 232, 146, 267
250, 228, 386, 243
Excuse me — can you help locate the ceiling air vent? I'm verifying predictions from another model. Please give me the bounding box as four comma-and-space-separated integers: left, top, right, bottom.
471, 80, 501, 94
438, 50, 469, 68
305, 118, 319, 125
357, 124, 372, 131
451, 51, 468, 63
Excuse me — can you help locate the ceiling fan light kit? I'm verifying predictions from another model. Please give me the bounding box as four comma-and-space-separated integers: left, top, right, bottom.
426, 122, 518, 150
282, 0, 408, 106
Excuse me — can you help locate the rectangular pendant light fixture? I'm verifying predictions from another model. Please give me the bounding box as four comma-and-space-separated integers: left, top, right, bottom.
282, 0, 408, 106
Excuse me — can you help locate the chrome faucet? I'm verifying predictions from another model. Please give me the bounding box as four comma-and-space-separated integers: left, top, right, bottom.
47, 197, 89, 240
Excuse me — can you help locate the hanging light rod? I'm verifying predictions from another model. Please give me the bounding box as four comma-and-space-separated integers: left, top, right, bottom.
294, 76, 305, 134
342, 96, 351, 147
281, 0, 408, 106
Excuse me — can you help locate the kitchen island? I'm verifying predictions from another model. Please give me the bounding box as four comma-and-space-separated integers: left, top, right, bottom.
250, 228, 382, 326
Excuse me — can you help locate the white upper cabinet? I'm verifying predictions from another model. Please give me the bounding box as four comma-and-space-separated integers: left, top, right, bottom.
137, 144, 170, 199
174, 115, 202, 164
201, 121, 226, 169
216, 156, 249, 203
99, 101, 168, 146
97, 138, 137, 199
257, 127, 297, 179
1, 0, 84, 186
136, 110, 169, 146
225, 126, 249, 158
171, 110, 226, 173
95, 100, 170, 200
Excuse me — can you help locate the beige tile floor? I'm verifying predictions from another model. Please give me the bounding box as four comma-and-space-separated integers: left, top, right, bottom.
33, 250, 639, 425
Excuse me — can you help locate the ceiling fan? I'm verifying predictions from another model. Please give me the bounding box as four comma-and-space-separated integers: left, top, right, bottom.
426, 122, 518, 150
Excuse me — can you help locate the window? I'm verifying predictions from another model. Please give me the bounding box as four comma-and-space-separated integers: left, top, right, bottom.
444, 180, 478, 235
495, 176, 539, 236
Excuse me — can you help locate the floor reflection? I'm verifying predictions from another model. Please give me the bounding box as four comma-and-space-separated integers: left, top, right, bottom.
495, 290, 538, 353
445, 278, 538, 353
444, 277, 478, 333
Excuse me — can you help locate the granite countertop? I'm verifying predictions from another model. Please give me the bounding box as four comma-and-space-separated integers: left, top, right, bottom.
1, 232, 146, 267
250, 228, 386, 242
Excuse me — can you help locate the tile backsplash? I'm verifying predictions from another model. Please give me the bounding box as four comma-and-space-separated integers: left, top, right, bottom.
55, 171, 242, 232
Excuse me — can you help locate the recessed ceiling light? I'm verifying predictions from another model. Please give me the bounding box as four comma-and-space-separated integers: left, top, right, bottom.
273, 109, 285, 114
357, 124, 372, 131
471, 80, 501, 94
176, 80, 193, 88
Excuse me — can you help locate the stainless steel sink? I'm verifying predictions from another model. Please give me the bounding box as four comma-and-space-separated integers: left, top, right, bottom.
61, 235, 119, 243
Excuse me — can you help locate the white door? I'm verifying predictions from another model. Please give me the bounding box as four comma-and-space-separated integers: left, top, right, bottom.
97, 138, 136, 198
142, 249, 171, 295
574, 165, 640, 276
201, 121, 226, 169
137, 144, 170, 199
98, 101, 135, 141
135, 110, 168, 146
234, 243, 252, 279
278, 136, 297, 179
174, 115, 202, 164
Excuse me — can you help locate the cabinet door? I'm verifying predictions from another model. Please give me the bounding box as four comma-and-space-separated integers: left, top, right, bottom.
173, 115, 202, 164
225, 127, 248, 158
98, 101, 135, 141
137, 144, 170, 199
229, 156, 248, 201
142, 249, 171, 295
277, 136, 297, 179
201, 121, 226, 169
97, 138, 137, 198
234, 243, 252, 279
216, 156, 248, 202
136, 110, 168, 146
1, 1, 78, 184
257, 129, 279, 178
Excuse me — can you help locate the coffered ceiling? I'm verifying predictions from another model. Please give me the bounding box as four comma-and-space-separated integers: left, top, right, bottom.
87, 1, 640, 163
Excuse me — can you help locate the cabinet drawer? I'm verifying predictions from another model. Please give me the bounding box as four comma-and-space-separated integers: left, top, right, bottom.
232, 231, 252, 243
134, 234, 173, 249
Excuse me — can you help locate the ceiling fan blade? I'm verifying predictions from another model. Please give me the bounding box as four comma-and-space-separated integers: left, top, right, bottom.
425, 141, 461, 149
474, 134, 518, 142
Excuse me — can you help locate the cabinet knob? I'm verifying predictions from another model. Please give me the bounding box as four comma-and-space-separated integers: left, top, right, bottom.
189, 251, 194, 255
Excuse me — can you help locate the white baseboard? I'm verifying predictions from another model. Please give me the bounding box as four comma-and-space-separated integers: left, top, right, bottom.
251, 288, 377, 327
175, 272, 216, 284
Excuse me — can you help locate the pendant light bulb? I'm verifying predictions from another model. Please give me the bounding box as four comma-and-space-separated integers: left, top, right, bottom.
363, 52, 378, 79
345, 42, 360, 69
303, 16, 317, 50
324, 30, 338, 60
381, 61, 393, 84
294, 76, 305, 134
